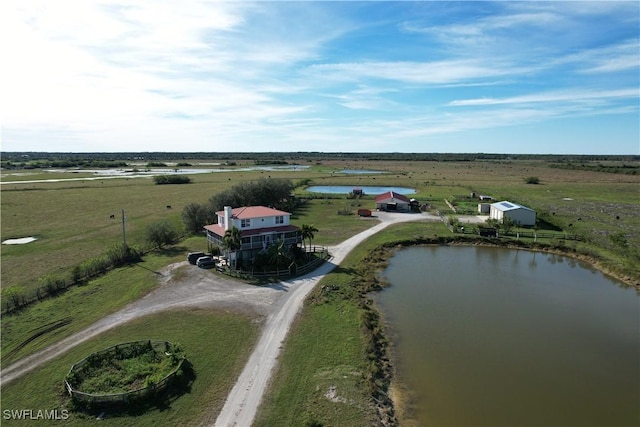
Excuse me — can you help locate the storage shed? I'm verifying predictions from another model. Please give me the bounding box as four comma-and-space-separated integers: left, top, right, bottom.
478, 203, 491, 214
375, 191, 411, 211
489, 201, 536, 226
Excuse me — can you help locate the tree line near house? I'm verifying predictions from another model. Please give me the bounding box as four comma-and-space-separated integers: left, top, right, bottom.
181, 178, 300, 235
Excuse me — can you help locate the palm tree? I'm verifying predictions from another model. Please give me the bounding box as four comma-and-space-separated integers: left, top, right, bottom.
266, 238, 289, 268
301, 224, 318, 252
222, 226, 242, 270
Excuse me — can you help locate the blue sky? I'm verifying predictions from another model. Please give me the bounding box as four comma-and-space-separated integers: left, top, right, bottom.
2, 1, 638, 154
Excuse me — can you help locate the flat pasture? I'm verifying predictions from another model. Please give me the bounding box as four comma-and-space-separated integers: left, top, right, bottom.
2, 159, 638, 295
1, 156, 638, 427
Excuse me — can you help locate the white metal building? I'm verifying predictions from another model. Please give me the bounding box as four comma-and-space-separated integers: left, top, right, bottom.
489, 201, 536, 226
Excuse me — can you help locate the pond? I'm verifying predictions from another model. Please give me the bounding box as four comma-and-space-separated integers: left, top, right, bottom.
339, 169, 384, 174
378, 246, 639, 427
1, 165, 310, 185
305, 185, 415, 195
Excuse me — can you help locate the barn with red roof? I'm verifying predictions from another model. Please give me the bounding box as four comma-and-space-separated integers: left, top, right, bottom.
375, 191, 411, 211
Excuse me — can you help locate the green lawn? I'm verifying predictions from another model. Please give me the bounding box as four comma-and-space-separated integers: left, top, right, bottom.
0, 241, 205, 368
1, 309, 259, 427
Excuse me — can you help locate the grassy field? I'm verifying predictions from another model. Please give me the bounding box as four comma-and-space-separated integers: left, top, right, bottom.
1, 156, 639, 426
1, 241, 198, 368
1, 309, 259, 426
255, 221, 451, 427
4, 159, 638, 295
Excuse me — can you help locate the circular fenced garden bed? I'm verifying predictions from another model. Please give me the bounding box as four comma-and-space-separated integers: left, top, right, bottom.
65, 340, 186, 407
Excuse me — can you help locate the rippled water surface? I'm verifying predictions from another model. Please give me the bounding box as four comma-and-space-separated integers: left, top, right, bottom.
379, 246, 639, 427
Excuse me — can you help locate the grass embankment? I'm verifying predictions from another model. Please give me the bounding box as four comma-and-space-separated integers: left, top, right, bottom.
0, 242, 199, 368
1, 309, 259, 427
255, 221, 451, 427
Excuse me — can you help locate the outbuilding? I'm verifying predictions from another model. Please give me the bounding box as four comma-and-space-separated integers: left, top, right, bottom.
375, 191, 411, 211
478, 203, 491, 214
489, 201, 536, 226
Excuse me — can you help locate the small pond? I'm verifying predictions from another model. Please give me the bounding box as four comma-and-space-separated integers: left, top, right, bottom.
305, 185, 415, 195
339, 169, 384, 174
379, 246, 639, 426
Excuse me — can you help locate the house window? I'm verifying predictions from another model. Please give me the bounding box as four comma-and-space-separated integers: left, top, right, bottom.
241, 219, 251, 228
275, 216, 284, 224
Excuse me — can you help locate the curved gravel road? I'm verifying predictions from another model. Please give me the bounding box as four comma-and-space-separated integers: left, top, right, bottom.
213, 212, 441, 426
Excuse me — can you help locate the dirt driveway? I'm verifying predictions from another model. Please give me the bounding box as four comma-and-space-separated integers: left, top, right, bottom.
1, 211, 441, 426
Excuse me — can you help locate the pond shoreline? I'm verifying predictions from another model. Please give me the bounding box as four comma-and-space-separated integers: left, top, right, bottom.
360, 236, 638, 426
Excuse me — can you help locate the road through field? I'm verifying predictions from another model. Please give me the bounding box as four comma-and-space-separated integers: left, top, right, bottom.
213, 212, 439, 427
1, 212, 440, 426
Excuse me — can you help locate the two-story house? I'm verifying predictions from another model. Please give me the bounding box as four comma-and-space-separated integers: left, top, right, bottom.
204, 206, 302, 262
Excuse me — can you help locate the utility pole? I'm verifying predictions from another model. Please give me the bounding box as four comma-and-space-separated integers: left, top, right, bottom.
122, 209, 127, 250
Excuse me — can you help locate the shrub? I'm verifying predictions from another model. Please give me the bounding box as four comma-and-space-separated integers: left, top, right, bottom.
525, 176, 540, 184
144, 221, 180, 249
153, 175, 191, 185
182, 203, 209, 235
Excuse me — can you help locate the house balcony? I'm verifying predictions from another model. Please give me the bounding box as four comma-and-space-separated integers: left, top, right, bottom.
206, 229, 302, 252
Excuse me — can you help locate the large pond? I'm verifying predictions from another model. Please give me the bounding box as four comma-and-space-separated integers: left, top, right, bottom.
379, 246, 639, 427
305, 185, 415, 195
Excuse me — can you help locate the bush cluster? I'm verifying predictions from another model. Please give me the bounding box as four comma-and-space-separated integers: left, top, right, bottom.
152, 175, 191, 185
66, 341, 185, 402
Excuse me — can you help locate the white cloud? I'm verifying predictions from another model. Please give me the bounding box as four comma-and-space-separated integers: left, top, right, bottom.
308, 59, 529, 85
449, 88, 639, 107
1, 1, 637, 153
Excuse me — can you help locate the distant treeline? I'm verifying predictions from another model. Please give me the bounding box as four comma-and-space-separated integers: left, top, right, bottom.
549, 162, 639, 175
2, 152, 639, 165
2, 158, 128, 169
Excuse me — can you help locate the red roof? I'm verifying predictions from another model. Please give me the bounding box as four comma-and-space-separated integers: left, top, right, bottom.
215, 206, 291, 219
375, 191, 410, 203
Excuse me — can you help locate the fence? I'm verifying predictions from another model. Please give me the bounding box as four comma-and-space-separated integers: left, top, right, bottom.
455, 227, 582, 241
65, 340, 185, 406
435, 210, 582, 241
225, 247, 330, 279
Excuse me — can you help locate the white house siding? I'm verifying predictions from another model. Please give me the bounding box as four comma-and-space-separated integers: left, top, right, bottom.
206, 206, 301, 262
